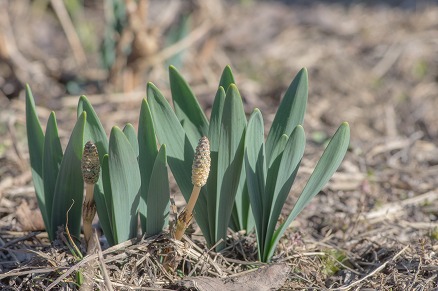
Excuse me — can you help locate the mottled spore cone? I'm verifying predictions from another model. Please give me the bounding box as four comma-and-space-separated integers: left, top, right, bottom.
192, 136, 211, 187
81, 141, 100, 184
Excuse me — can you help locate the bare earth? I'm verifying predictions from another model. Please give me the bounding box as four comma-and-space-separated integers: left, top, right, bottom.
1, 0, 438, 289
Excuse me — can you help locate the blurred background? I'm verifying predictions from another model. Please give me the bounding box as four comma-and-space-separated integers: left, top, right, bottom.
1, 0, 438, 142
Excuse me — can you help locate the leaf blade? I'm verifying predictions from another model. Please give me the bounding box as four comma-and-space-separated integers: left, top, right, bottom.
215, 84, 246, 249
263, 126, 305, 261
266, 122, 350, 261
244, 109, 266, 255
265, 68, 308, 164
219, 65, 235, 92
206, 87, 225, 243
51, 112, 87, 241
108, 126, 141, 243
169, 66, 209, 147
146, 145, 170, 235
123, 123, 139, 157
100, 154, 115, 246
25, 85, 46, 234
138, 99, 158, 232
42, 112, 63, 240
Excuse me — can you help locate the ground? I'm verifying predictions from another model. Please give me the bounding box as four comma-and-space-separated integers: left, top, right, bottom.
1, 0, 438, 290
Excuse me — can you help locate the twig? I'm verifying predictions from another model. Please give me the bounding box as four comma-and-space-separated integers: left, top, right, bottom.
0, 232, 38, 248
96, 232, 114, 291
65, 200, 82, 259
50, 0, 86, 65
46, 249, 98, 290
363, 191, 438, 223
0, 267, 64, 279
138, 20, 212, 69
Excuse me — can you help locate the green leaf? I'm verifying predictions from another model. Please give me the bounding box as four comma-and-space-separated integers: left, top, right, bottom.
51, 112, 86, 241
217, 66, 248, 234
42, 112, 63, 240
266, 122, 350, 261
108, 126, 141, 243
230, 181, 254, 233
219, 65, 235, 92
138, 99, 158, 232
77, 96, 109, 161
25, 85, 46, 234
100, 154, 115, 246
146, 145, 170, 235
77, 96, 113, 245
169, 66, 209, 147
147, 82, 211, 244
263, 134, 288, 214
230, 163, 248, 231
265, 68, 308, 164
219, 66, 248, 233
244, 109, 266, 254
267, 134, 288, 169
229, 80, 250, 232
164, 16, 190, 68
147, 82, 191, 198
261, 133, 288, 255
206, 87, 226, 244
215, 84, 246, 249
263, 125, 305, 261
123, 123, 138, 157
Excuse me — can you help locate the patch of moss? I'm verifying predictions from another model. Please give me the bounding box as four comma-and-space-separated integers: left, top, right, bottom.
321, 249, 347, 276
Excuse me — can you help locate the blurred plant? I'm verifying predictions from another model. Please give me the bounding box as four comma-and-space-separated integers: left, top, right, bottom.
244, 68, 350, 262
64, 0, 97, 52
101, 0, 127, 71
25, 86, 169, 246
147, 66, 251, 249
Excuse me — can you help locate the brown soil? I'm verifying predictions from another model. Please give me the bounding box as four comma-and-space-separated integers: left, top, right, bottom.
1, 0, 438, 290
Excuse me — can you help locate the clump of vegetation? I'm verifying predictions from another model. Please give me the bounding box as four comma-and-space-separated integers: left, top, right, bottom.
26, 86, 170, 247
25, 66, 349, 265
148, 66, 350, 262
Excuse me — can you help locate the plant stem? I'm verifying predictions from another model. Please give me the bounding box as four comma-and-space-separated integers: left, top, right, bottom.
174, 185, 200, 240
186, 185, 200, 215
82, 183, 96, 248
81, 141, 99, 251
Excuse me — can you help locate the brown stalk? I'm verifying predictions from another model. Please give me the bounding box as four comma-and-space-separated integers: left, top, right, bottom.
81, 141, 100, 251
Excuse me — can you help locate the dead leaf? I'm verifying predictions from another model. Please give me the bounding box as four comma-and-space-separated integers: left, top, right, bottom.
177, 263, 290, 291
15, 200, 45, 231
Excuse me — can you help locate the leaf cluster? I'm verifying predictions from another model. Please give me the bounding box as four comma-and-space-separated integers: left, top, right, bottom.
26, 87, 169, 246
